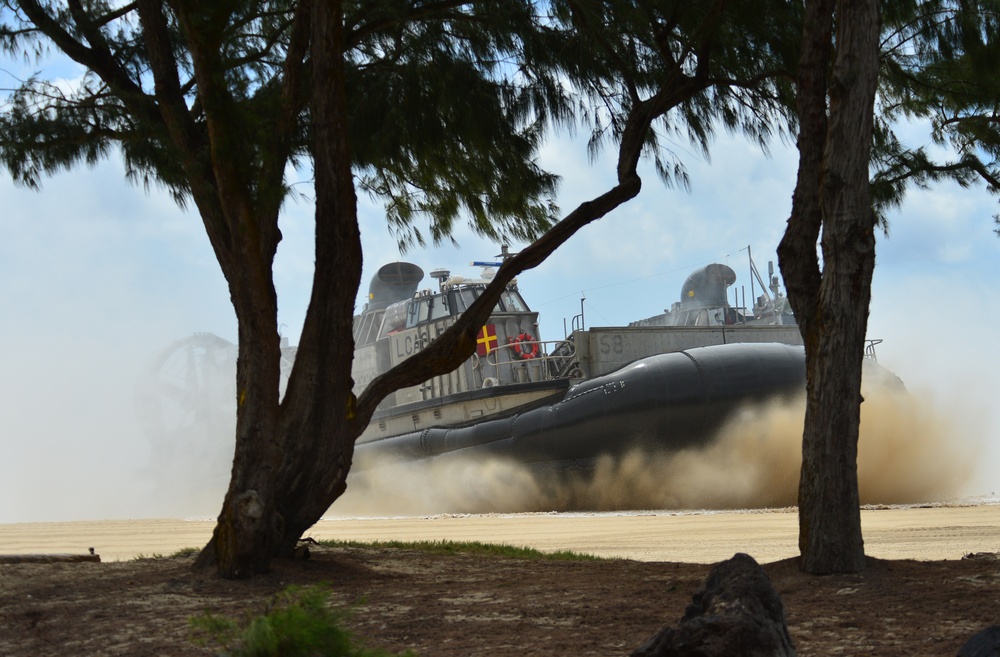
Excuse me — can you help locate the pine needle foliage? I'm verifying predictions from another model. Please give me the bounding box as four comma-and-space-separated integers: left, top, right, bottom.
876, 0, 1000, 228
542, 0, 801, 189
1, 1, 806, 249
0, 1, 565, 248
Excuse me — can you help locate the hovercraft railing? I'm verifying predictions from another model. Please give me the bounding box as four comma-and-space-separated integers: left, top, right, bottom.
476, 336, 883, 388
478, 338, 580, 387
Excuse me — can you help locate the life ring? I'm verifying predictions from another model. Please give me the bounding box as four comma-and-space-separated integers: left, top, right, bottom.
509, 333, 538, 360
483, 376, 499, 388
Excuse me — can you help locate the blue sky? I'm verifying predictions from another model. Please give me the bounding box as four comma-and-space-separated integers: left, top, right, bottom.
3, 63, 1000, 522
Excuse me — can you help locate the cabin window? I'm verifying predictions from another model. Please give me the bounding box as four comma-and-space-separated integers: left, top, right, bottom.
451, 286, 529, 315
451, 288, 471, 313
500, 290, 529, 312
353, 309, 384, 345
453, 287, 484, 313
429, 295, 450, 321
405, 295, 450, 327
407, 299, 426, 327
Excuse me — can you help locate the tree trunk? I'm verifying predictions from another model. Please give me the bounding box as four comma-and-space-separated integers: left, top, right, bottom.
779, 0, 881, 575
272, 0, 364, 555
194, 258, 285, 577
193, 0, 361, 575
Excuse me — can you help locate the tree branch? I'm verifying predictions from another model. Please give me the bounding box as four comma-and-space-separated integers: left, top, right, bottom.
134, 0, 229, 249
15, 0, 155, 118
777, 0, 834, 338
345, 0, 472, 49
172, 1, 280, 267
257, 0, 311, 221
354, 173, 642, 428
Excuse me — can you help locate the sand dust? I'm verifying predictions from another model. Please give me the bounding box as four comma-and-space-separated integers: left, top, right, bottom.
1, 503, 997, 564
333, 382, 979, 516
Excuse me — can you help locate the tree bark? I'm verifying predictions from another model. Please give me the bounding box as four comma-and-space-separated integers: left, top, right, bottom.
176, 0, 289, 578
779, 0, 881, 575
272, 0, 365, 554
193, 255, 285, 577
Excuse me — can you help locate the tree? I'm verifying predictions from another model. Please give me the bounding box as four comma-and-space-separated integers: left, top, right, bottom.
1, 0, 799, 578
778, 0, 881, 574
775, 0, 1000, 574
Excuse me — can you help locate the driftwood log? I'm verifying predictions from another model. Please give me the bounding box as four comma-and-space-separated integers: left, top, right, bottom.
0, 553, 101, 564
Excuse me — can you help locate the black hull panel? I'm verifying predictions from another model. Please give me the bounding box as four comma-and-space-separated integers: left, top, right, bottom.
355, 343, 806, 466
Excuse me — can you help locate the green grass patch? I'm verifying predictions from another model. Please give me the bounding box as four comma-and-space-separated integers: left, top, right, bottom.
169, 546, 200, 559
130, 546, 199, 561
190, 584, 411, 657
316, 538, 602, 561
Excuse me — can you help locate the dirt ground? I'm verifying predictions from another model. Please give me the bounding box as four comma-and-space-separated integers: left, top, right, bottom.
2, 544, 999, 656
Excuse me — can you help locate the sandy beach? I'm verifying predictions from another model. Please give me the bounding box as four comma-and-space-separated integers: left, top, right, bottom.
1, 503, 997, 563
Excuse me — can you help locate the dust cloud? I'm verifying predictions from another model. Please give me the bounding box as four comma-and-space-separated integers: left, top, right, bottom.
333, 375, 978, 516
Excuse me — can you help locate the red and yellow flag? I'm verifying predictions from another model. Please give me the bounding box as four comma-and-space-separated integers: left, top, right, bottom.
476, 324, 498, 356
